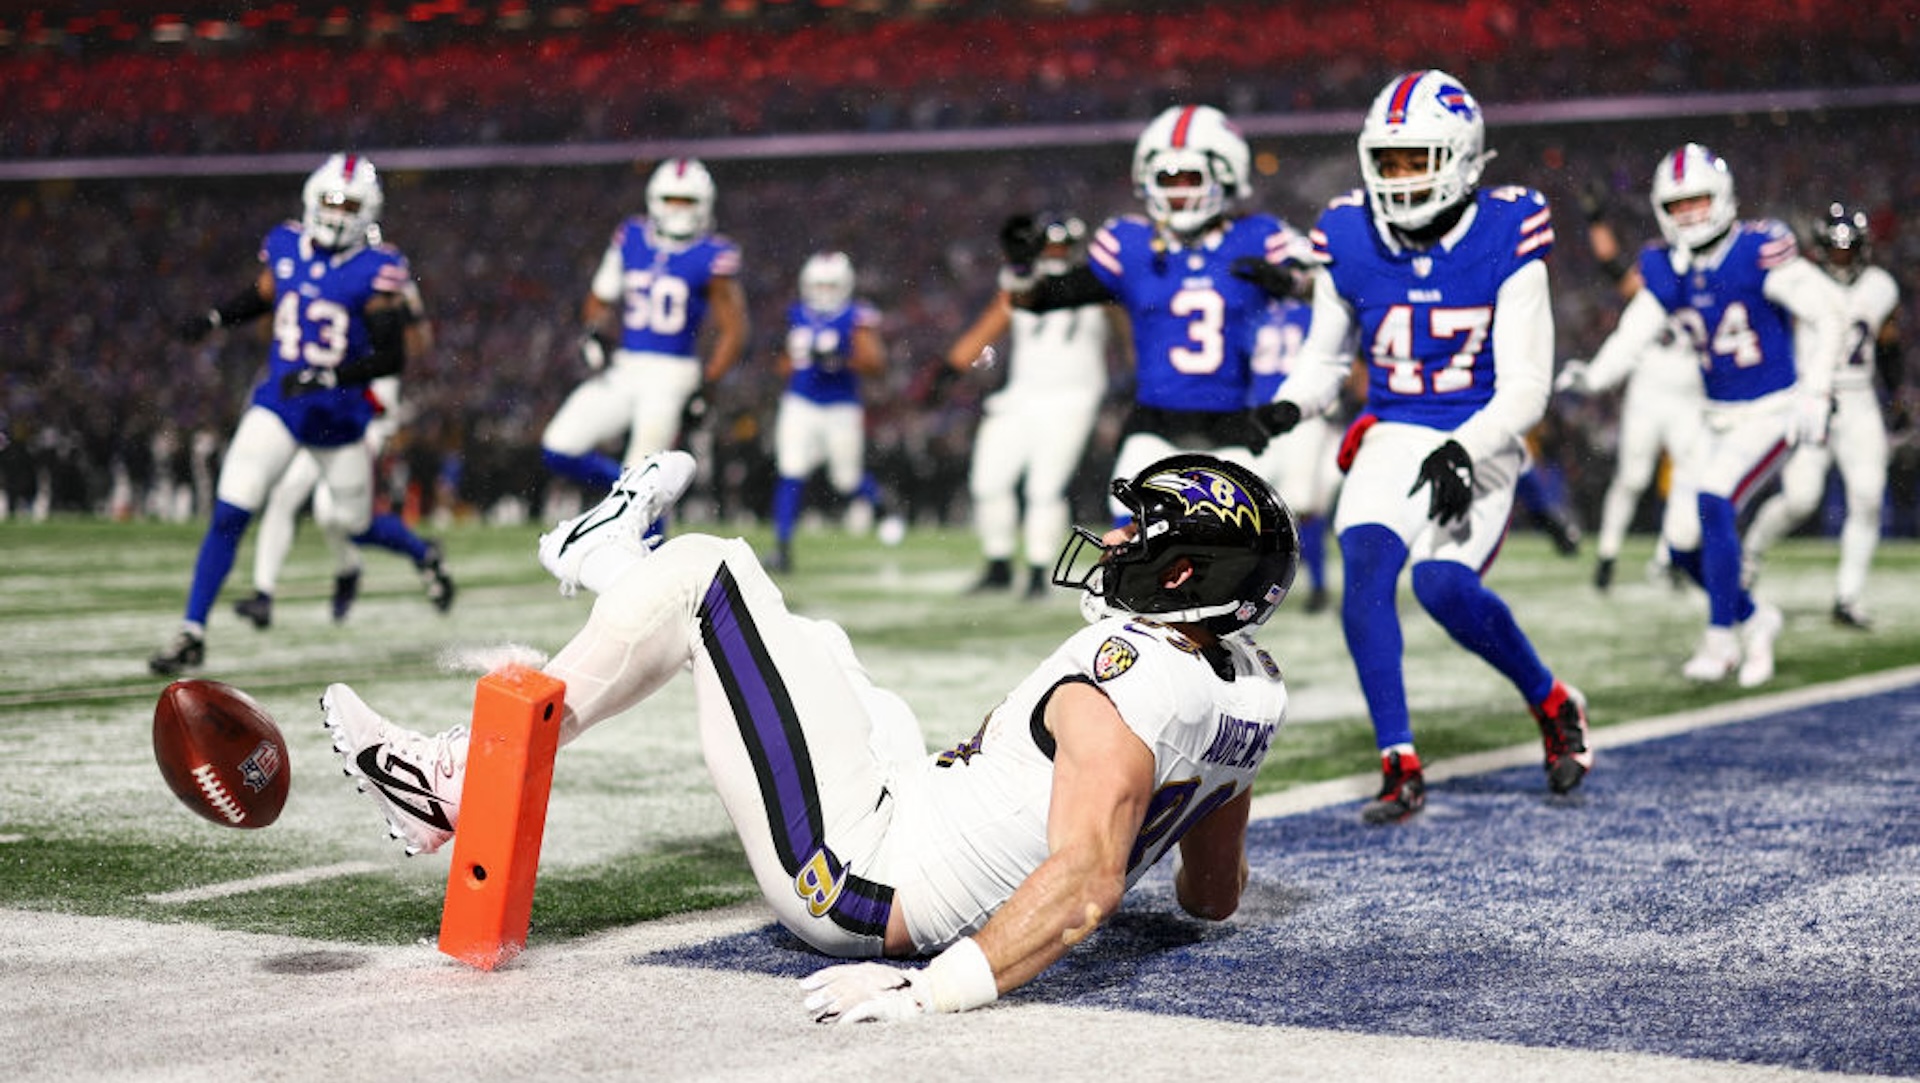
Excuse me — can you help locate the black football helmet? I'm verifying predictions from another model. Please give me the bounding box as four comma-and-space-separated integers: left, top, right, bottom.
1815, 202, 1871, 284
1052, 454, 1299, 634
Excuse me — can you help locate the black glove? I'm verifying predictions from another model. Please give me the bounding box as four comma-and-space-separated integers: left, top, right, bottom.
680, 386, 711, 432
579, 330, 612, 373
1577, 177, 1611, 224
1230, 257, 1302, 301
998, 214, 1045, 270
1410, 440, 1474, 525
1249, 401, 1303, 440
1225, 411, 1270, 456
279, 366, 340, 398
176, 311, 217, 343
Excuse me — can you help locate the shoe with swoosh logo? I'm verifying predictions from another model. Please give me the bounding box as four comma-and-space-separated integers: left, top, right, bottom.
538, 451, 697, 596
321, 683, 467, 856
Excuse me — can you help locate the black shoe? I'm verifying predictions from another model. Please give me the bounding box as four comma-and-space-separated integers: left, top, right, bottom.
1305, 586, 1330, 614
1545, 514, 1581, 557
232, 591, 273, 630
765, 546, 792, 575
148, 629, 206, 677
417, 541, 455, 613
1530, 681, 1592, 794
1024, 566, 1049, 600
1593, 557, 1615, 593
332, 568, 362, 624
1360, 750, 1426, 824
968, 559, 1013, 594
1831, 601, 1873, 630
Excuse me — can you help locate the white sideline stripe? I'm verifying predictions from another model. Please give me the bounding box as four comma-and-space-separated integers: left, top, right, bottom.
143, 860, 386, 904
1249, 664, 1920, 822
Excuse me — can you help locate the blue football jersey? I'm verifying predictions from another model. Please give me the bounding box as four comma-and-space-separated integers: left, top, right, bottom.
1245, 297, 1314, 406
607, 219, 742, 358
1313, 185, 1554, 431
1637, 221, 1801, 404
251, 223, 413, 447
1087, 214, 1305, 413
783, 300, 881, 406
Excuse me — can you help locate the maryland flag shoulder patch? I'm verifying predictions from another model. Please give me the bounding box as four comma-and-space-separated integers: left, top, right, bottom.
1093, 635, 1139, 682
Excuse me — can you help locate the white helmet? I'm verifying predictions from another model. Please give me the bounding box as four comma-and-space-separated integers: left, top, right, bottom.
1650, 143, 1737, 253
1358, 69, 1488, 232
798, 251, 855, 314
1131, 104, 1250, 238
646, 157, 716, 242
301, 152, 383, 251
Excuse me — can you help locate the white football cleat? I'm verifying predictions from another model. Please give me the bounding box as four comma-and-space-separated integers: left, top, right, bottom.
1736, 602, 1784, 688
1681, 627, 1741, 683
321, 683, 467, 857
538, 451, 696, 596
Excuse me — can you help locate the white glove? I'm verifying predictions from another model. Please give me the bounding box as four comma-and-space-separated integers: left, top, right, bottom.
1553, 359, 1590, 394
578, 331, 610, 373
1787, 392, 1833, 448
801, 937, 999, 1024
996, 264, 1038, 294
801, 962, 928, 1025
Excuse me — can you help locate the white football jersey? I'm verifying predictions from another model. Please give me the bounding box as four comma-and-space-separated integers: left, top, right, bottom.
878, 616, 1288, 952
1002, 303, 1111, 396
1826, 265, 1899, 392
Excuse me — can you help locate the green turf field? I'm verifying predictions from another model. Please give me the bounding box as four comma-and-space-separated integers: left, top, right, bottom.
3, 515, 1915, 944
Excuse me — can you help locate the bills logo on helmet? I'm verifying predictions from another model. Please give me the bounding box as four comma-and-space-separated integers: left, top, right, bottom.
1142, 467, 1263, 532
1435, 84, 1477, 120
1094, 636, 1140, 682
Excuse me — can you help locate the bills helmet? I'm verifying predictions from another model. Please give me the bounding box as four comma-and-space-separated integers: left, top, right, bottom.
798, 251, 855, 314
1650, 144, 1737, 254
1358, 69, 1489, 232
302, 153, 383, 251
1053, 454, 1298, 635
646, 157, 716, 242
1814, 202, 1871, 284
1132, 105, 1251, 239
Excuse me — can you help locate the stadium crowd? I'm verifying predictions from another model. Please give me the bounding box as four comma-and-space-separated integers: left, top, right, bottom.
2, 5, 1917, 542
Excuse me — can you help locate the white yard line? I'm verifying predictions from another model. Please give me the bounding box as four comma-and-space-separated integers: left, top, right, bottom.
142, 860, 387, 904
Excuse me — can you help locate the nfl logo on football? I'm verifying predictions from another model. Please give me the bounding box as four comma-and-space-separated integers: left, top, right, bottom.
240, 740, 284, 794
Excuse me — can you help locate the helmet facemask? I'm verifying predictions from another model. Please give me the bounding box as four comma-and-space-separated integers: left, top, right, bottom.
301, 153, 383, 252
1650, 144, 1737, 254
1131, 105, 1250, 242
799, 252, 855, 314
1358, 70, 1487, 233
646, 158, 716, 243
1052, 455, 1298, 635
1816, 202, 1870, 285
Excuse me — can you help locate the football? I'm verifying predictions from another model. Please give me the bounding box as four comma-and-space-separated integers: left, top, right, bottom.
152, 679, 291, 829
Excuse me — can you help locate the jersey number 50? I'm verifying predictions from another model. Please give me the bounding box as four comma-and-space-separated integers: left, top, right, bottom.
621, 270, 691, 336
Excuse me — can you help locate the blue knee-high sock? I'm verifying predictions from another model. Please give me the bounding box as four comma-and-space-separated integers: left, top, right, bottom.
1299, 515, 1327, 592
772, 476, 806, 546
854, 473, 883, 507
1668, 545, 1705, 588
352, 512, 429, 564
1697, 494, 1755, 627
542, 447, 622, 492
1339, 524, 1413, 750
185, 500, 252, 625
1412, 560, 1554, 705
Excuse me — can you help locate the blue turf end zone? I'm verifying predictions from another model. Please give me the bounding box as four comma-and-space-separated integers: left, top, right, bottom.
643, 683, 1920, 1076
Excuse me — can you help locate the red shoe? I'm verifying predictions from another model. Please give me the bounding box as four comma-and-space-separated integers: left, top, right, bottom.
1360, 749, 1426, 824
1531, 681, 1592, 794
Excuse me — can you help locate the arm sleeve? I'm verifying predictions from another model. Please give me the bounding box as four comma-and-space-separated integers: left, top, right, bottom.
1273, 267, 1357, 414
1450, 259, 1553, 464
1583, 289, 1671, 394
1764, 258, 1846, 397
1019, 266, 1114, 313
588, 242, 624, 304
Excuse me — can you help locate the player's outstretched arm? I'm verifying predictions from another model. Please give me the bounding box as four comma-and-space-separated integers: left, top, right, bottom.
702, 275, 749, 384
1174, 789, 1252, 920
946, 294, 1013, 373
